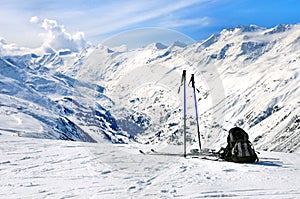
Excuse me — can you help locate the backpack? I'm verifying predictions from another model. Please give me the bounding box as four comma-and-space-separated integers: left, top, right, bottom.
220, 127, 258, 163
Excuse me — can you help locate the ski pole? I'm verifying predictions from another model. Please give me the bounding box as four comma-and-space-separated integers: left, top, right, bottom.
189, 74, 201, 151
178, 70, 187, 157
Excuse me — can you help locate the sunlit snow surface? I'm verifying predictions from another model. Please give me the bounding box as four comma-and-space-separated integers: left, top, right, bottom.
1, 25, 300, 198
0, 134, 299, 198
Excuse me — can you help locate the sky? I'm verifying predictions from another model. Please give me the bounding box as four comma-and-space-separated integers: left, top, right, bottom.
0, 0, 300, 49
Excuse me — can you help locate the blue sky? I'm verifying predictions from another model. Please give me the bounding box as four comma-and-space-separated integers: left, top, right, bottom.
1, 0, 300, 48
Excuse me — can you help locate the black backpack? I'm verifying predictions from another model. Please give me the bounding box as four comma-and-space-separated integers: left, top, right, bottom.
220, 127, 258, 163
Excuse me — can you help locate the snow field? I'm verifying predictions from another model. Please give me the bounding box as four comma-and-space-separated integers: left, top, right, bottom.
1, 134, 299, 198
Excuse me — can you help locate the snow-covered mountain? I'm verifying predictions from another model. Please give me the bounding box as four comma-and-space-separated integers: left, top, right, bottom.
184, 24, 300, 152
0, 50, 129, 144
0, 24, 299, 153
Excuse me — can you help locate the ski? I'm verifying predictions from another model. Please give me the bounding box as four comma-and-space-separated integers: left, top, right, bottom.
139, 149, 146, 154
190, 156, 220, 161
139, 149, 220, 160
190, 148, 218, 154
139, 149, 284, 164
155, 148, 220, 157
139, 149, 185, 157
259, 157, 281, 161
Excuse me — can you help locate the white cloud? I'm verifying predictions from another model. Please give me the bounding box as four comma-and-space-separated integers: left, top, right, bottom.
34, 18, 88, 53
0, 37, 32, 56
0, 37, 7, 45
0, 16, 89, 55
29, 16, 40, 24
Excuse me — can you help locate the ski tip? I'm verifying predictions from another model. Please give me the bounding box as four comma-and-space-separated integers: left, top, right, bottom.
139, 150, 145, 154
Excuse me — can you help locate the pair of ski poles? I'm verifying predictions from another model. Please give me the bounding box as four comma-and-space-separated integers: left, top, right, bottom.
178, 70, 201, 157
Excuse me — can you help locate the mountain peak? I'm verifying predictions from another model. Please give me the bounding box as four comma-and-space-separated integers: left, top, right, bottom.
221, 25, 265, 35
238, 24, 264, 32
143, 42, 168, 51
154, 42, 168, 50
171, 41, 188, 48
264, 24, 293, 35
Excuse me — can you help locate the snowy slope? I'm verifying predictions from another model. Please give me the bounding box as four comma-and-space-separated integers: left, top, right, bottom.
0, 51, 128, 144
0, 134, 299, 198
181, 24, 300, 152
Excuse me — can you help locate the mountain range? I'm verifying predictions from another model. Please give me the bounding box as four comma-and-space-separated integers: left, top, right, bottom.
0, 24, 299, 153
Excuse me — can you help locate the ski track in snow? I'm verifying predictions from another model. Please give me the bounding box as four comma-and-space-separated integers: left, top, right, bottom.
0, 134, 299, 198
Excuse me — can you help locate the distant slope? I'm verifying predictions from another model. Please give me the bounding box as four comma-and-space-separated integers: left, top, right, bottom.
0, 52, 128, 143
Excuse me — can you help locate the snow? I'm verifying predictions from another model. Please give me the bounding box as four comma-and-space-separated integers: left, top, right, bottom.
0, 23, 300, 198
0, 106, 44, 135
0, 134, 299, 198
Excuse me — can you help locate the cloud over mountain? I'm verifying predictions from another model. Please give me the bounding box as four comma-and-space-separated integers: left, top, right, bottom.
0, 17, 89, 55
30, 16, 88, 53
0, 36, 31, 56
